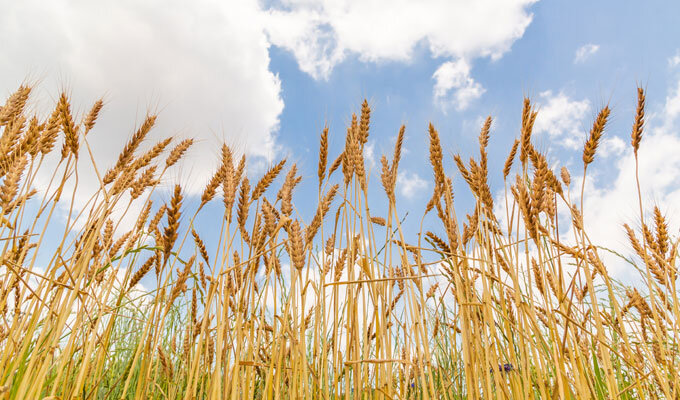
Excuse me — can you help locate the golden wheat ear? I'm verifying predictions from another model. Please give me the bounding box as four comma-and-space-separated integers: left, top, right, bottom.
318, 125, 329, 187
583, 106, 610, 166
631, 86, 645, 154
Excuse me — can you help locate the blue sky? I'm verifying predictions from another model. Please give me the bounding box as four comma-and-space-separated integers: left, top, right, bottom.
264, 0, 680, 277
2, 0, 680, 279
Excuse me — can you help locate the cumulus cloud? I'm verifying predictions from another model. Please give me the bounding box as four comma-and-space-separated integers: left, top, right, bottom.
433, 59, 485, 112
263, 0, 538, 112
533, 90, 590, 149
0, 0, 286, 234
574, 43, 600, 63
0, 0, 284, 192
397, 171, 429, 199
263, 0, 536, 80
263, 9, 344, 80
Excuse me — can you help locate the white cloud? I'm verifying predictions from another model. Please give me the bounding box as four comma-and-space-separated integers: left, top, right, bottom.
599, 136, 626, 158
662, 79, 680, 124
263, 0, 537, 80
263, 9, 344, 80
669, 50, 680, 68
397, 171, 429, 199
574, 43, 600, 64
533, 90, 591, 149
0, 0, 284, 194
364, 140, 377, 171
0, 0, 286, 235
433, 59, 485, 112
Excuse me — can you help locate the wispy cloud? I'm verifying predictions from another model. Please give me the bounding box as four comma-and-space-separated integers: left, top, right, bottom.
397, 171, 429, 199
364, 140, 377, 171
599, 136, 626, 158
433, 59, 485, 112
670, 50, 680, 68
574, 43, 600, 63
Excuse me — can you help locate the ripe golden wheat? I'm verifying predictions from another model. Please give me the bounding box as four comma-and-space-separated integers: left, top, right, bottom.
0, 85, 677, 399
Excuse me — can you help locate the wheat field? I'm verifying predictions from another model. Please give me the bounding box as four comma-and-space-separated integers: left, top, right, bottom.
0, 85, 677, 399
